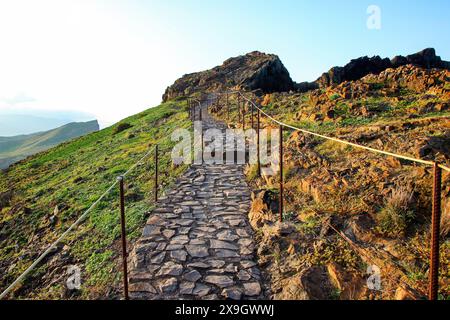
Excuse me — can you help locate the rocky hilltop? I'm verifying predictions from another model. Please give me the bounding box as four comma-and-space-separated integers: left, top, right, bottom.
162, 51, 295, 101
164, 48, 450, 98
316, 48, 450, 88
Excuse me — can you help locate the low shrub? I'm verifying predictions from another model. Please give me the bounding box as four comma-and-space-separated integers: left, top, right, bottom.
113, 123, 133, 134
376, 188, 415, 237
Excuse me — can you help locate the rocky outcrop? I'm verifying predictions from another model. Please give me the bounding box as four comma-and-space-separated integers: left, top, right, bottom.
162, 51, 295, 101
295, 81, 319, 92
392, 48, 450, 69
317, 56, 392, 88
317, 48, 450, 88
162, 48, 449, 99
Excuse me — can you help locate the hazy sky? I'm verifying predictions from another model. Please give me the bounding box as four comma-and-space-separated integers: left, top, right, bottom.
0, 0, 449, 127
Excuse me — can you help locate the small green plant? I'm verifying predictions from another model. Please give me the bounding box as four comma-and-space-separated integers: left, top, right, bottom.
367, 81, 385, 90
330, 288, 342, 300
329, 93, 341, 101
306, 238, 362, 270
335, 102, 350, 116
283, 211, 296, 221
246, 164, 260, 181
376, 188, 415, 237
296, 216, 320, 235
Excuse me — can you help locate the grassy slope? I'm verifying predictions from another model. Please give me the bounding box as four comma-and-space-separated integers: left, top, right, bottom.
0, 120, 100, 169
0, 99, 191, 299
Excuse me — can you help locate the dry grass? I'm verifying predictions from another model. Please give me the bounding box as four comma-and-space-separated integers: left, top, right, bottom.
376, 187, 415, 238
441, 199, 450, 238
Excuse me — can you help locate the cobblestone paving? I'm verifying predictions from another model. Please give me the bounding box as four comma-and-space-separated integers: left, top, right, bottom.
129, 101, 264, 300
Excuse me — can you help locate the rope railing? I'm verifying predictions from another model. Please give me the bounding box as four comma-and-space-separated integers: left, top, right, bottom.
0, 143, 159, 300
206, 90, 448, 300
0, 98, 197, 300
237, 91, 449, 171
2, 92, 445, 300
0, 180, 119, 300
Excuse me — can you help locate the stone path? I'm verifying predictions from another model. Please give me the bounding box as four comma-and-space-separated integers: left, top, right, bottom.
128, 99, 264, 300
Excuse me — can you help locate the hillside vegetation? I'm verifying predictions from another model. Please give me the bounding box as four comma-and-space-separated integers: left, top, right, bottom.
1, 48, 449, 301
0, 99, 191, 299
211, 64, 450, 300
0, 120, 99, 169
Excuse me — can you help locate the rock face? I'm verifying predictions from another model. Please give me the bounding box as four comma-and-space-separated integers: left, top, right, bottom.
392, 48, 450, 69
162, 51, 295, 101
317, 56, 392, 88
316, 48, 450, 88
163, 48, 449, 98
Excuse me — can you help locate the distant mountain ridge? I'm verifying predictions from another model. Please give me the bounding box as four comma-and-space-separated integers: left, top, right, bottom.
0, 120, 99, 169
0, 110, 96, 136
0, 114, 71, 137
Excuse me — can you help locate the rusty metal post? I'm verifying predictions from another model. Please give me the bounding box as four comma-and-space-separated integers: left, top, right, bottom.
201, 127, 204, 163
154, 145, 159, 202
242, 102, 246, 130
279, 125, 284, 222
226, 93, 229, 120
237, 94, 241, 125
429, 162, 442, 300
216, 95, 220, 113
251, 103, 254, 130
117, 176, 129, 300
257, 109, 261, 177
188, 98, 192, 120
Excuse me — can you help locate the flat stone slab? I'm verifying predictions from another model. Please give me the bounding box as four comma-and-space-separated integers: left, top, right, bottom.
243, 282, 262, 296
184, 270, 202, 282
204, 275, 234, 288
210, 239, 239, 250
186, 245, 209, 258
158, 277, 178, 294
156, 262, 183, 277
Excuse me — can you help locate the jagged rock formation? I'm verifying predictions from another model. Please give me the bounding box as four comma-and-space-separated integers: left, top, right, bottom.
162, 51, 294, 101
316, 48, 450, 88
163, 48, 449, 97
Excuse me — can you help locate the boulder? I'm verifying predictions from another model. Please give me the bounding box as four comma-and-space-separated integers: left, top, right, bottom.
0, 190, 13, 209
162, 51, 295, 101
300, 266, 334, 300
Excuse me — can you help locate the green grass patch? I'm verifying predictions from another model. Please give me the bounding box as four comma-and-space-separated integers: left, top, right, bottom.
0, 99, 192, 298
